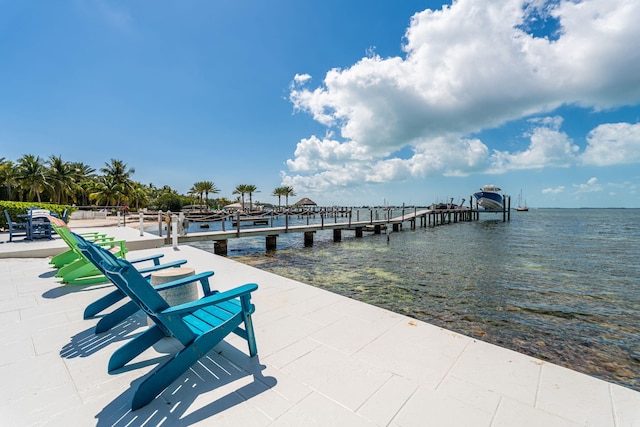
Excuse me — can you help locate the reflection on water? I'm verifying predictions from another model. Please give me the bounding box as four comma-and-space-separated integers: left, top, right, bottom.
189, 209, 640, 391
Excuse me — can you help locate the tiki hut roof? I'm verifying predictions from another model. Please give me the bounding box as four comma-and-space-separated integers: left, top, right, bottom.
294, 197, 317, 206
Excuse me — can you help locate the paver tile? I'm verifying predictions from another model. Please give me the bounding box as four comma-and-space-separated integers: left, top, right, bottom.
391, 385, 494, 427
282, 344, 392, 411
0, 241, 638, 426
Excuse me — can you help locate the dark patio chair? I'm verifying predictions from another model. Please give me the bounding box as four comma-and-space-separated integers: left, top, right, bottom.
4, 210, 28, 242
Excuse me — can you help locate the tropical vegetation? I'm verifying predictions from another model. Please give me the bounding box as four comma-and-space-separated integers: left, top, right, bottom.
0, 154, 296, 215
272, 186, 296, 209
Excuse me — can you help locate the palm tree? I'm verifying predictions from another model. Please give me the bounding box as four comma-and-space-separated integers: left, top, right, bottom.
129, 183, 150, 211
190, 181, 220, 209
101, 159, 135, 183
0, 159, 18, 201
69, 162, 96, 205
188, 183, 203, 206
245, 184, 258, 212
46, 155, 76, 204
200, 181, 219, 209
16, 154, 48, 202
233, 184, 250, 211
272, 186, 287, 211
100, 159, 135, 207
233, 184, 258, 211
282, 186, 296, 208
89, 175, 122, 207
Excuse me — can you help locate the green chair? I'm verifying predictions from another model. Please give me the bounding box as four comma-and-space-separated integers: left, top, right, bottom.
48, 216, 115, 267
52, 223, 128, 285
48, 215, 117, 268
50, 230, 115, 268
76, 235, 258, 410
51, 221, 161, 285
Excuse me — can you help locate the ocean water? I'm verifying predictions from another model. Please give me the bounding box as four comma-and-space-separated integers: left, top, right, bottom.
187, 208, 640, 391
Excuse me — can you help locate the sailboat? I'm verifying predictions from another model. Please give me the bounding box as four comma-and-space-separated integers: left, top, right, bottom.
516, 190, 529, 212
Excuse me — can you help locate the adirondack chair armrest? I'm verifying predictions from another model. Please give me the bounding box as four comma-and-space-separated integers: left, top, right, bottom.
76, 231, 101, 236
160, 283, 258, 316
129, 253, 164, 266
152, 270, 215, 296
137, 259, 188, 276
81, 233, 115, 242
94, 239, 127, 251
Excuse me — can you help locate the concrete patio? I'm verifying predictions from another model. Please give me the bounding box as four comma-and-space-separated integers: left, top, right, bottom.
1, 227, 639, 426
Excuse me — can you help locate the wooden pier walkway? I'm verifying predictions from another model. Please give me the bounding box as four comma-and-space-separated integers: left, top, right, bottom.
163, 206, 478, 255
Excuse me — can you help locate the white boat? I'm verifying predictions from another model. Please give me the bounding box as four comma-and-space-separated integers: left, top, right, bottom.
474, 185, 504, 211
516, 190, 529, 211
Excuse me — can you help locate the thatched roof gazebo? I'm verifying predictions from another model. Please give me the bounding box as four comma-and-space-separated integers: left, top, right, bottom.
294, 197, 317, 206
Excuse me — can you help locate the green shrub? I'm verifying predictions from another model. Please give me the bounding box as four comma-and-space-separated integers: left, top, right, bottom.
0, 201, 76, 229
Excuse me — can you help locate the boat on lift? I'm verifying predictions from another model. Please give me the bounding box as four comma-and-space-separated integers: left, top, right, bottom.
474, 185, 504, 211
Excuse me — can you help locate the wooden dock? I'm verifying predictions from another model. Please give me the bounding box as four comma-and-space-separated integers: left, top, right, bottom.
161, 206, 481, 255
231, 216, 270, 226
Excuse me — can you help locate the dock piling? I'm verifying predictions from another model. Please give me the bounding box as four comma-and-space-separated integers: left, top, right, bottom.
304, 231, 314, 247
266, 235, 277, 251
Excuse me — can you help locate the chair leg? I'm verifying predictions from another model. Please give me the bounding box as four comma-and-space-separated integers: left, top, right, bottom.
240, 296, 258, 357
60, 262, 102, 284
108, 325, 165, 373
84, 289, 126, 318
63, 272, 108, 286
50, 250, 79, 268
243, 312, 258, 357
131, 318, 240, 410
95, 301, 140, 333
56, 258, 89, 278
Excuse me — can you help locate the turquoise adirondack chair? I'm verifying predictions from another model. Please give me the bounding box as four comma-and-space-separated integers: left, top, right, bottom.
76, 237, 259, 410
73, 233, 198, 333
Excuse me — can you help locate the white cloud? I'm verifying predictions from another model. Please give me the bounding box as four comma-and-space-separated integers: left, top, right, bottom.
292, 74, 312, 85
409, 136, 490, 177
285, 135, 372, 172
580, 122, 640, 166
281, 134, 491, 194
490, 124, 579, 171
574, 177, 603, 193
542, 186, 565, 194
286, 0, 640, 194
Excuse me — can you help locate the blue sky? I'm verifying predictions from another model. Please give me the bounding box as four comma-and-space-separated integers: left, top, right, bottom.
1, 0, 639, 208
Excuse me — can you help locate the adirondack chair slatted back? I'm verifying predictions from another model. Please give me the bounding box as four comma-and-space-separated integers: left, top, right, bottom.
76, 235, 197, 342
76, 236, 170, 334
52, 224, 126, 285
50, 222, 79, 247
106, 261, 170, 315
58, 224, 127, 258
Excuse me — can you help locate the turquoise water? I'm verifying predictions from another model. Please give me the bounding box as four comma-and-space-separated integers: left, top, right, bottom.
188, 209, 640, 391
